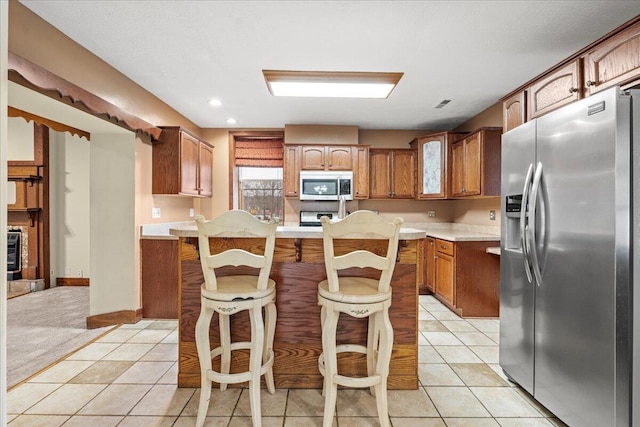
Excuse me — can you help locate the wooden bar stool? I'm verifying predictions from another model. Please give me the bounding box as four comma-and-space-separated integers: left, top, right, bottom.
194, 211, 277, 427
317, 210, 403, 427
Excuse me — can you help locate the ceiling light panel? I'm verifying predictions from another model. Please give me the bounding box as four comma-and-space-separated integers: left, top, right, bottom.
263, 70, 403, 99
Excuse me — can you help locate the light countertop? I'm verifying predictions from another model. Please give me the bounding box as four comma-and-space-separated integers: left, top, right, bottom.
141, 220, 500, 242
168, 225, 426, 240
424, 230, 500, 242
486, 247, 501, 255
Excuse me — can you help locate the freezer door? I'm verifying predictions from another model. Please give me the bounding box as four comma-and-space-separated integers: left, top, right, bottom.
499, 120, 536, 395
533, 87, 630, 427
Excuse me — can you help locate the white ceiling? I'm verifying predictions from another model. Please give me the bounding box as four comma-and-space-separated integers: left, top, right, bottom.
18, 1, 640, 131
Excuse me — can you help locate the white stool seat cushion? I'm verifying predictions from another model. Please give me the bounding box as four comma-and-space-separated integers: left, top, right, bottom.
318, 277, 391, 304
201, 276, 276, 302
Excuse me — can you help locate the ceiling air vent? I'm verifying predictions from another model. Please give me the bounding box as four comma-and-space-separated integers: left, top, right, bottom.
435, 99, 452, 109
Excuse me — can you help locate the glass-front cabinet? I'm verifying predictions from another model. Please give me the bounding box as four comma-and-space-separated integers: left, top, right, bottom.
410, 132, 466, 199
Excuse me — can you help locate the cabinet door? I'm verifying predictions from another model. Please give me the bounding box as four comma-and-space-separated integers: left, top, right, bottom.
527, 60, 581, 120
301, 146, 326, 170
391, 150, 416, 198
463, 133, 482, 196
503, 91, 526, 132
435, 252, 454, 306
417, 137, 445, 199
451, 141, 465, 197
353, 146, 369, 199
369, 149, 392, 198
180, 132, 200, 196
198, 142, 214, 197
583, 23, 640, 96
284, 145, 301, 197
327, 146, 352, 170
425, 237, 436, 293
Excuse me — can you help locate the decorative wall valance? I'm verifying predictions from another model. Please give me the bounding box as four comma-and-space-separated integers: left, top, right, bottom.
7, 52, 162, 141
8, 106, 90, 141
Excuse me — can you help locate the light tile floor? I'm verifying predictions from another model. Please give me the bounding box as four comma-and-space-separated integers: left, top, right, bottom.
7, 295, 568, 426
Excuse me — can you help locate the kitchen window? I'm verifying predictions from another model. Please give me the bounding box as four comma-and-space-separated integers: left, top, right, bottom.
237, 167, 283, 224
231, 132, 284, 224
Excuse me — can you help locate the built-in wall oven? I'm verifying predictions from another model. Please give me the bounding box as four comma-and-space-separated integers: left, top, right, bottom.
299, 171, 353, 201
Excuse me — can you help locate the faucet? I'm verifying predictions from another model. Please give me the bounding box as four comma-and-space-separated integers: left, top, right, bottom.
337, 195, 346, 219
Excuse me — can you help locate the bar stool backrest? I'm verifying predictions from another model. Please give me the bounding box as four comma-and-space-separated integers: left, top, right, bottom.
195, 211, 277, 292
320, 210, 404, 294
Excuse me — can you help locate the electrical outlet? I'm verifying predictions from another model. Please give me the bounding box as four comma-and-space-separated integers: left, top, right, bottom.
189, 208, 195, 217
152, 207, 161, 218
490, 210, 496, 220
77, 269, 83, 277
427, 210, 436, 217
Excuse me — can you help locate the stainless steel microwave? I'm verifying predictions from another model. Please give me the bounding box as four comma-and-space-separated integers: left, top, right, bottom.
299, 171, 353, 201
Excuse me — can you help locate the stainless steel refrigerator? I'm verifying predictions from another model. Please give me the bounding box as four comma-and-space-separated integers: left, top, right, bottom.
500, 86, 640, 427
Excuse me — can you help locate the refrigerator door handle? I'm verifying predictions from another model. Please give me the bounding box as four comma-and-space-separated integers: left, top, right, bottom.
528, 162, 544, 286
520, 163, 535, 283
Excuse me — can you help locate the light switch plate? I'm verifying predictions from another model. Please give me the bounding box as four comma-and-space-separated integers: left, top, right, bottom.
189, 208, 195, 217
152, 207, 161, 218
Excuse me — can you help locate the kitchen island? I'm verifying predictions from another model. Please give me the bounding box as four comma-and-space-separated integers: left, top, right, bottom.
169, 225, 426, 389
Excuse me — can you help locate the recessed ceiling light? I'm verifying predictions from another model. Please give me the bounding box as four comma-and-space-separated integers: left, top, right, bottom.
226, 118, 237, 124
263, 70, 403, 99
208, 99, 222, 107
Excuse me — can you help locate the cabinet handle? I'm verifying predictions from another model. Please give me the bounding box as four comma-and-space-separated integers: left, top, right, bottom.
440, 245, 447, 249
586, 80, 596, 87
569, 87, 578, 93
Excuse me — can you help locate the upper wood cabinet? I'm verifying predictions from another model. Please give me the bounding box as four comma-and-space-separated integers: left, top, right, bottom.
284, 145, 301, 197
583, 22, 640, 96
301, 145, 352, 170
503, 92, 526, 133
410, 132, 466, 200
152, 127, 214, 197
352, 145, 369, 199
527, 60, 582, 121
369, 149, 416, 199
451, 128, 502, 198
502, 18, 640, 130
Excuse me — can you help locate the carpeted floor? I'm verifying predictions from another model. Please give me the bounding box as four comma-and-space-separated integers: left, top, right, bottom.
7, 286, 113, 388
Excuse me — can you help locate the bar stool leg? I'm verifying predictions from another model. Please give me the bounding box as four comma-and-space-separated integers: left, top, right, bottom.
195, 303, 215, 427
367, 314, 379, 396
249, 302, 265, 427
320, 305, 327, 397
374, 309, 393, 427
322, 307, 339, 427
219, 313, 231, 392
263, 302, 277, 394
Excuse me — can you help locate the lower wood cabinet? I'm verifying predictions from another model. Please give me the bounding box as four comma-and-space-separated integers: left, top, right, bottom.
141, 239, 179, 319
422, 237, 436, 294
429, 238, 500, 318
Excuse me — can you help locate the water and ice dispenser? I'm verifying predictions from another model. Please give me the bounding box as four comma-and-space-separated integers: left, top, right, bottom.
504, 194, 524, 251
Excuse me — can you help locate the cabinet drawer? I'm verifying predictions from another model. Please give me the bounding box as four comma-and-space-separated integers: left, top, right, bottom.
436, 239, 454, 256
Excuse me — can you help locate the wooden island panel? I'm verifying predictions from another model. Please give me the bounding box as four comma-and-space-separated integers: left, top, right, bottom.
177, 237, 420, 389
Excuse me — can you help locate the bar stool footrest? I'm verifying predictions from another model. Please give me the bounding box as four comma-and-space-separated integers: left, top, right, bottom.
205, 342, 275, 385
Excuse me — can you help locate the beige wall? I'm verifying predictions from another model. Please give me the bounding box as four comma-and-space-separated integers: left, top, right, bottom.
285, 125, 358, 145
2, 0, 9, 417
89, 133, 136, 315
7, 117, 33, 160
49, 130, 91, 283
358, 129, 435, 148
453, 102, 503, 133
452, 197, 501, 227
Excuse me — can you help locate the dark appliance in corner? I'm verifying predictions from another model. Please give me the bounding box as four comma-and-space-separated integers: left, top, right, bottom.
7, 230, 22, 281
